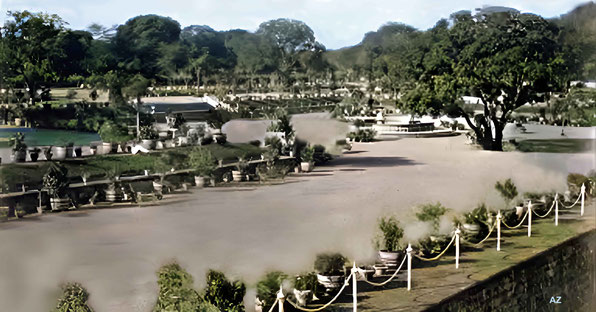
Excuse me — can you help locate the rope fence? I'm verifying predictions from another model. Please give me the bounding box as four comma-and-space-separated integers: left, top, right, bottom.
267, 184, 589, 312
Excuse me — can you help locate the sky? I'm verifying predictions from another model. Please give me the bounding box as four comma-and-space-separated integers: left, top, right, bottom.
0, 0, 590, 49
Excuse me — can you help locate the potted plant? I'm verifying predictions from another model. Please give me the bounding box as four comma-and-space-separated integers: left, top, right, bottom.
293, 272, 319, 306
43, 146, 53, 161
73, 146, 83, 158
139, 125, 158, 150
53, 145, 67, 160
9, 132, 27, 162
314, 253, 346, 290
300, 145, 315, 173
232, 157, 248, 182
104, 168, 122, 202
415, 202, 451, 257
374, 216, 404, 267
461, 203, 492, 239
256, 272, 288, 312
28, 147, 41, 162
98, 121, 132, 154
187, 147, 216, 188
42, 162, 70, 211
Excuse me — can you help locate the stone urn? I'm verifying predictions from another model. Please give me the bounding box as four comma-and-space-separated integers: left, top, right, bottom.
53, 146, 67, 160
194, 176, 206, 188
378, 250, 402, 267
316, 273, 343, 290
462, 223, 480, 237
300, 161, 314, 173
231, 170, 244, 182
140, 139, 155, 150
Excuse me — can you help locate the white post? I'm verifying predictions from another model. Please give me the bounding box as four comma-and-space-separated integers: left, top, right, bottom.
277, 285, 285, 312
528, 200, 532, 237
580, 183, 585, 216
352, 262, 357, 312
455, 228, 461, 269
496, 211, 501, 251
406, 243, 412, 291
555, 193, 559, 226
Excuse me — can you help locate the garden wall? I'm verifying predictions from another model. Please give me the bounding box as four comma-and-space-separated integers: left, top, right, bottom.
426, 229, 595, 312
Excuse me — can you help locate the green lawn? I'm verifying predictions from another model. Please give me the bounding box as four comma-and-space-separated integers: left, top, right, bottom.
516, 139, 595, 153
0, 143, 263, 189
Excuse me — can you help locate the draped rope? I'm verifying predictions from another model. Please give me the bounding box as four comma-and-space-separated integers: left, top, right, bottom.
501, 209, 529, 229
414, 234, 456, 261
532, 200, 556, 218
462, 220, 496, 246
560, 193, 582, 209
362, 254, 407, 287
286, 272, 354, 312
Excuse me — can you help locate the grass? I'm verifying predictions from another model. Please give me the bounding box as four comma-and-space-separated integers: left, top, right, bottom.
516, 139, 595, 153
0, 143, 263, 190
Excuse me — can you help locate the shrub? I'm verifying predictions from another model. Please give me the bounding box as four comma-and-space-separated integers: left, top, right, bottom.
8, 132, 26, 152
98, 121, 132, 143
249, 140, 261, 147
495, 179, 518, 205
203, 270, 245, 312
314, 253, 346, 275
188, 147, 217, 177
374, 216, 404, 251
567, 173, 595, 196
415, 202, 447, 232
348, 129, 375, 142
139, 125, 158, 140
43, 162, 69, 198
257, 272, 288, 310
313, 145, 332, 165
154, 263, 200, 312
52, 282, 93, 312
300, 145, 315, 163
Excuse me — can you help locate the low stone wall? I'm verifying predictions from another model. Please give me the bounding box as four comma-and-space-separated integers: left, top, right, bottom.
427, 229, 595, 312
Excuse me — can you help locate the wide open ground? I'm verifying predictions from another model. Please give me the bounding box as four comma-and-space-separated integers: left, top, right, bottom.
0, 135, 594, 311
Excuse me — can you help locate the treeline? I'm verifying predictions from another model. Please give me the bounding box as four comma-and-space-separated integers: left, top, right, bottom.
0, 11, 330, 105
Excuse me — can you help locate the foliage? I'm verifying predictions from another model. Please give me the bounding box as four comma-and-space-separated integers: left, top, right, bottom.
43, 162, 69, 198
8, 132, 27, 152
256, 271, 288, 310
348, 129, 375, 142
188, 147, 217, 177
153, 263, 200, 312
235, 156, 249, 174
314, 253, 346, 275
463, 203, 490, 225
98, 121, 132, 143
495, 179, 518, 204
203, 270, 246, 312
52, 283, 93, 312
267, 113, 295, 141
415, 202, 447, 232
293, 272, 319, 293
300, 145, 315, 163
567, 172, 595, 196
374, 216, 404, 251
139, 125, 159, 140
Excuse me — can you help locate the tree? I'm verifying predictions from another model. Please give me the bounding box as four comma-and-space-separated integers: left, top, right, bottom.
113, 15, 181, 78
0, 11, 66, 103
225, 30, 278, 91
257, 19, 322, 86
122, 74, 151, 139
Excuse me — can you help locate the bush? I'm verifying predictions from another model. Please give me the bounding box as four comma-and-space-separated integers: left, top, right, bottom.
139, 125, 158, 140
52, 282, 93, 312
313, 145, 332, 165
249, 140, 261, 147
257, 272, 288, 310
300, 145, 315, 163
567, 173, 595, 196
374, 216, 404, 251
154, 263, 201, 312
203, 270, 245, 312
415, 202, 447, 232
98, 121, 132, 143
495, 179, 518, 204
348, 129, 375, 142
314, 253, 346, 275
188, 147, 217, 177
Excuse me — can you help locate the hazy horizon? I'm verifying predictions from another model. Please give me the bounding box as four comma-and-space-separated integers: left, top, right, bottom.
0, 0, 590, 50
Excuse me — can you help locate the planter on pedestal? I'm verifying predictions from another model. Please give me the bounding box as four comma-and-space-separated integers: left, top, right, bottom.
194, 176, 206, 188
53, 147, 67, 160
300, 161, 314, 173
